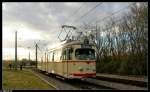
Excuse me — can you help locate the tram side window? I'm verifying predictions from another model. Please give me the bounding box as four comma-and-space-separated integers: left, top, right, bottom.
54, 51, 57, 62
49, 52, 51, 62
66, 50, 69, 60
57, 50, 61, 61
67, 49, 71, 60
52, 52, 55, 61
68, 48, 73, 60
62, 48, 72, 60
62, 50, 66, 60
49, 52, 52, 62
54, 50, 61, 62
48, 52, 51, 62
41, 57, 43, 63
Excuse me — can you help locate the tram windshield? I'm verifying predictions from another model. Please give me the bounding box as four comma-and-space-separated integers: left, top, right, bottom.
75, 48, 95, 60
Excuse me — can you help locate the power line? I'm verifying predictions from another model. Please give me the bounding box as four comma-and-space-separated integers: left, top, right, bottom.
72, 3, 103, 24
74, 3, 132, 30
70, 4, 84, 17
90, 3, 132, 25
35, 42, 49, 57
64, 3, 85, 25
37, 45, 42, 52
58, 3, 102, 42
58, 3, 85, 40
101, 18, 124, 32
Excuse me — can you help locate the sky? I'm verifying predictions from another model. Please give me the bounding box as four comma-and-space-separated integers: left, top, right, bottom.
2, 2, 133, 61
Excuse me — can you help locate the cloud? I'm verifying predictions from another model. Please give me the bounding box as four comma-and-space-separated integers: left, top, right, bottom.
3, 3, 59, 32
2, 2, 132, 60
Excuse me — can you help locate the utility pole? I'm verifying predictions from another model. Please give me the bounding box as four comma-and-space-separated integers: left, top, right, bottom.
45, 52, 46, 71
35, 43, 38, 69
47, 53, 48, 72
15, 31, 17, 70
29, 52, 30, 62
27, 47, 31, 66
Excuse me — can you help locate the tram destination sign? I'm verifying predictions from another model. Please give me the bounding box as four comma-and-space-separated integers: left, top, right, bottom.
81, 44, 92, 48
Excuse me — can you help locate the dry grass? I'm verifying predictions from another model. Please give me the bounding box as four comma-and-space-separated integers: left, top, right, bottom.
2, 69, 56, 90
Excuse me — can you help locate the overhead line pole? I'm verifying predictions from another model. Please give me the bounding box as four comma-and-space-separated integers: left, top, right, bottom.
45, 52, 46, 71
15, 31, 17, 70
35, 43, 38, 69
28, 47, 31, 65
29, 52, 30, 62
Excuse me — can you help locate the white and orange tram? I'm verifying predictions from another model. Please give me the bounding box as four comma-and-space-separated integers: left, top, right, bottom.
37, 38, 96, 79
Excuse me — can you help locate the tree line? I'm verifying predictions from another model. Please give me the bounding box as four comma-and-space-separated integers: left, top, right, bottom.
78, 3, 148, 75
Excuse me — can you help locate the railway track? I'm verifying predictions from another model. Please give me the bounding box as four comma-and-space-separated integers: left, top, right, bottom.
30, 69, 111, 90
96, 73, 148, 87
67, 79, 112, 90
29, 69, 78, 90
29, 69, 147, 90
82, 78, 147, 90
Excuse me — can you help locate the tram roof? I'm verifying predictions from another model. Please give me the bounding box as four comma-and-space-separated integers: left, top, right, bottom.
47, 40, 94, 51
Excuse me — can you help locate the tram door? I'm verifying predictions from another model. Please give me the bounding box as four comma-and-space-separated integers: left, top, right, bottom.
62, 49, 67, 78
62, 48, 72, 78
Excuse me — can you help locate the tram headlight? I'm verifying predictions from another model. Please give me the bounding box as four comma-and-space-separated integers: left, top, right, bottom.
78, 67, 83, 71
86, 68, 89, 70
93, 69, 96, 72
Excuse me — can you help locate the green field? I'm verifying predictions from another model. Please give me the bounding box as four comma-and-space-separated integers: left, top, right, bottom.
2, 69, 56, 90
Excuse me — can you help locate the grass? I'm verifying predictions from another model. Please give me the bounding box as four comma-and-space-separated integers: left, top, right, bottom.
2, 69, 56, 90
